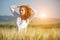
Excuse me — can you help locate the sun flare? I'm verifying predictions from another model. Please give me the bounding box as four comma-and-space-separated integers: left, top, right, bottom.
40, 12, 47, 19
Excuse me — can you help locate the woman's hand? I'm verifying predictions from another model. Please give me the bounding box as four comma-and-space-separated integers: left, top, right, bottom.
16, 4, 20, 8
10, 5, 17, 12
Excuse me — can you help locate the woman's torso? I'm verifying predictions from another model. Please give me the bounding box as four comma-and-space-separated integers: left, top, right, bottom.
16, 17, 29, 29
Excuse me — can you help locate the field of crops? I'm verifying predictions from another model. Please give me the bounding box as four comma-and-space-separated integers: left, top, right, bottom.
0, 21, 60, 40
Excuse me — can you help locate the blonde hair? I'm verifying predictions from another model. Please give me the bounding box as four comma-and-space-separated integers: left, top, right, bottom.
18, 5, 34, 20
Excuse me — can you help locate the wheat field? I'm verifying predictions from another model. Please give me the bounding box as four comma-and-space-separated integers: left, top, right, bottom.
0, 21, 60, 40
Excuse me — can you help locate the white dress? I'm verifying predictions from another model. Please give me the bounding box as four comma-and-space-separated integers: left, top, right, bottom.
16, 17, 29, 32
12, 11, 29, 32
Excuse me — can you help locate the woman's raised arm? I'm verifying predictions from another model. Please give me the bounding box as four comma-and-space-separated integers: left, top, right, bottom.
10, 5, 20, 17
10, 5, 16, 12
27, 10, 35, 22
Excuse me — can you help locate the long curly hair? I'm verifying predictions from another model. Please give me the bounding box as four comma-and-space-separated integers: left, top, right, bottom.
18, 5, 34, 20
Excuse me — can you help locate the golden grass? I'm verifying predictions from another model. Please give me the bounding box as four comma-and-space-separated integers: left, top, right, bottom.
0, 22, 60, 40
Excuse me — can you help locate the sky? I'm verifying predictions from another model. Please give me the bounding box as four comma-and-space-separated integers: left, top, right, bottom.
0, 0, 60, 18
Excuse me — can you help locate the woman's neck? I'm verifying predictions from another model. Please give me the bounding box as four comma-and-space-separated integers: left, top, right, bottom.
20, 15, 25, 20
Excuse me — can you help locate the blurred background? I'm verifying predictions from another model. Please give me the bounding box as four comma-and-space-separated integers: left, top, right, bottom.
0, 0, 60, 40
0, 0, 60, 18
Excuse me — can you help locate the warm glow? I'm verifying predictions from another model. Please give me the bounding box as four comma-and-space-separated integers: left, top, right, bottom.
40, 12, 47, 19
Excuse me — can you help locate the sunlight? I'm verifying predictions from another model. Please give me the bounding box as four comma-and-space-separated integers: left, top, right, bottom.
40, 12, 47, 19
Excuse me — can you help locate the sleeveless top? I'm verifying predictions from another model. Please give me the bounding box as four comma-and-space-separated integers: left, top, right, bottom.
16, 17, 29, 29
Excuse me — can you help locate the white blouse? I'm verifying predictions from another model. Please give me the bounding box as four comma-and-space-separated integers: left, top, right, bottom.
16, 17, 29, 32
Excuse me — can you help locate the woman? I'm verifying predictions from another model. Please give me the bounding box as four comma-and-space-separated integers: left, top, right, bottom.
10, 5, 35, 33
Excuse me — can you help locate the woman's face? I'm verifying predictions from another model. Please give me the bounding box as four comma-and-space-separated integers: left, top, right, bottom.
20, 7, 26, 16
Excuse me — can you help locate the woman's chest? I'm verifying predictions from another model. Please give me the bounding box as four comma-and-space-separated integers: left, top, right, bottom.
17, 17, 28, 25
